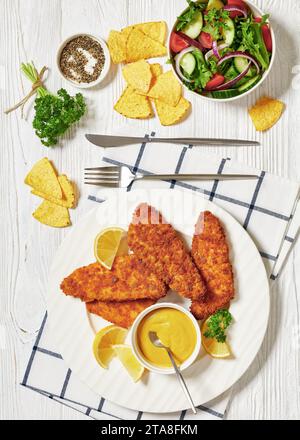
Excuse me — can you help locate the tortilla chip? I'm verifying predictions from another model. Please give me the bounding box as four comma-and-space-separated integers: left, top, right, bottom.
122, 60, 152, 93
249, 96, 285, 131
58, 175, 76, 207
150, 63, 163, 79
107, 30, 127, 63
33, 200, 71, 228
126, 28, 167, 63
147, 70, 181, 106
137, 63, 163, 96
122, 21, 167, 45
114, 86, 153, 119
31, 175, 76, 208
25, 158, 62, 199
155, 97, 191, 126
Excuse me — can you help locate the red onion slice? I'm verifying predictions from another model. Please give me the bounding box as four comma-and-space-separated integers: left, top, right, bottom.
174, 47, 196, 83
212, 40, 221, 59
205, 44, 228, 63
223, 4, 248, 18
176, 32, 204, 52
208, 63, 251, 91
217, 51, 260, 74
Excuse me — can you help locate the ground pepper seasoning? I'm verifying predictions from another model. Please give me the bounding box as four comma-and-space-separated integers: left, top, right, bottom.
60, 35, 105, 84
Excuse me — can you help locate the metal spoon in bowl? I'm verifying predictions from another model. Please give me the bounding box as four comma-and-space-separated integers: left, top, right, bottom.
149, 331, 197, 414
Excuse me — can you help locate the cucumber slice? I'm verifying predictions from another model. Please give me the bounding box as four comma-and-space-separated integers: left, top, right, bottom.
182, 11, 203, 39
221, 17, 235, 45
238, 75, 262, 93
180, 53, 196, 76
224, 64, 239, 81
207, 0, 224, 10
234, 56, 248, 74
234, 47, 256, 78
234, 76, 250, 88
211, 89, 240, 99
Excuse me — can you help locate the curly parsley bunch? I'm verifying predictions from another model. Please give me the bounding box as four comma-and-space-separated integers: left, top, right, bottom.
22, 63, 86, 147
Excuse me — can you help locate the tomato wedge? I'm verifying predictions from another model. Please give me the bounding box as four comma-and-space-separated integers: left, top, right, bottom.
170, 32, 189, 53
254, 17, 272, 52
262, 25, 272, 52
205, 73, 225, 91
227, 0, 248, 17
198, 32, 213, 49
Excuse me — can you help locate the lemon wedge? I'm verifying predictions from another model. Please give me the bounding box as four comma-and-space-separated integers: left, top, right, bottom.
113, 345, 145, 382
93, 325, 127, 369
201, 320, 231, 359
94, 227, 127, 270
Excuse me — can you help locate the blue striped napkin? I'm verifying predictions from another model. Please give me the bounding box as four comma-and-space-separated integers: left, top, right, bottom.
22, 134, 299, 420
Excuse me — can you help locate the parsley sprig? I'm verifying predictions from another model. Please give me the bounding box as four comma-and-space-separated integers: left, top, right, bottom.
238, 15, 270, 70
202, 8, 230, 40
204, 309, 233, 343
21, 62, 86, 147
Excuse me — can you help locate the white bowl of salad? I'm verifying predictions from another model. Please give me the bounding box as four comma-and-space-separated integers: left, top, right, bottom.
169, 0, 275, 101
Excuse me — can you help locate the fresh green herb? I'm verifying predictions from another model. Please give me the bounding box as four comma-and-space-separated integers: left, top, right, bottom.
202, 8, 230, 40
239, 17, 270, 71
176, 0, 206, 31
204, 309, 233, 343
207, 57, 218, 74
21, 63, 86, 147
33, 89, 86, 147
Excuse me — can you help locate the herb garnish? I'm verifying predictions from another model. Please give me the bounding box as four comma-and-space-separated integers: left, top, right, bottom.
176, 0, 206, 31
239, 16, 270, 70
21, 63, 86, 147
202, 8, 230, 40
204, 309, 233, 343
33, 89, 86, 147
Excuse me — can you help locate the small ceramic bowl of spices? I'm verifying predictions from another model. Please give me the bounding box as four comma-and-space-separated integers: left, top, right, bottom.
57, 34, 111, 89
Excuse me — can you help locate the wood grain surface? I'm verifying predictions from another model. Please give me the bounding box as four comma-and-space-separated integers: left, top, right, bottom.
0, 0, 299, 420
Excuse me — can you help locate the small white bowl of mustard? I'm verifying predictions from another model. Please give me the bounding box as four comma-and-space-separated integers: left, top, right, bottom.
130, 303, 201, 375
56, 33, 111, 89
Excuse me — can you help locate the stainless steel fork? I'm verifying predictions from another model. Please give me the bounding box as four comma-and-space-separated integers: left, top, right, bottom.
84, 166, 259, 188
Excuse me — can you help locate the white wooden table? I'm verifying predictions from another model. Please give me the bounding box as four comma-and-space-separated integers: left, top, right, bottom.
1, 0, 299, 420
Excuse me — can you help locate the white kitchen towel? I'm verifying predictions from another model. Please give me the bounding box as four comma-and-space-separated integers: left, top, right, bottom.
22, 134, 299, 420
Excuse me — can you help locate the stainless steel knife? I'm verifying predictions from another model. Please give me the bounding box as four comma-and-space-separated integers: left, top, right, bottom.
85, 134, 260, 148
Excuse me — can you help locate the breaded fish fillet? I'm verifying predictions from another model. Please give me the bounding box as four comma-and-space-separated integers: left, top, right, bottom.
60, 255, 167, 302
128, 203, 206, 301
191, 211, 234, 320
87, 299, 156, 328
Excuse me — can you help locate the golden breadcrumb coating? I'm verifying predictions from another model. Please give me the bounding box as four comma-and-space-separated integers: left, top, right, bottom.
128, 203, 206, 301
86, 299, 156, 328
191, 211, 235, 320
60, 255, 167, 302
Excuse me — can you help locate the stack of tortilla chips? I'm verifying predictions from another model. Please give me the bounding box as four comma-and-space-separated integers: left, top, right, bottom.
108, 21, 167, 64
108, 21, 191, 126
114, 60, 191, 125
25, 158, 76, 228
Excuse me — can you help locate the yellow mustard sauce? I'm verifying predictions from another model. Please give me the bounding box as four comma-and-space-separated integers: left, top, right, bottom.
137, 308, 197, 368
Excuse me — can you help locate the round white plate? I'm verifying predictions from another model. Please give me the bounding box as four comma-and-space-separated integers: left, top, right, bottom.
47, 189, 270, 413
